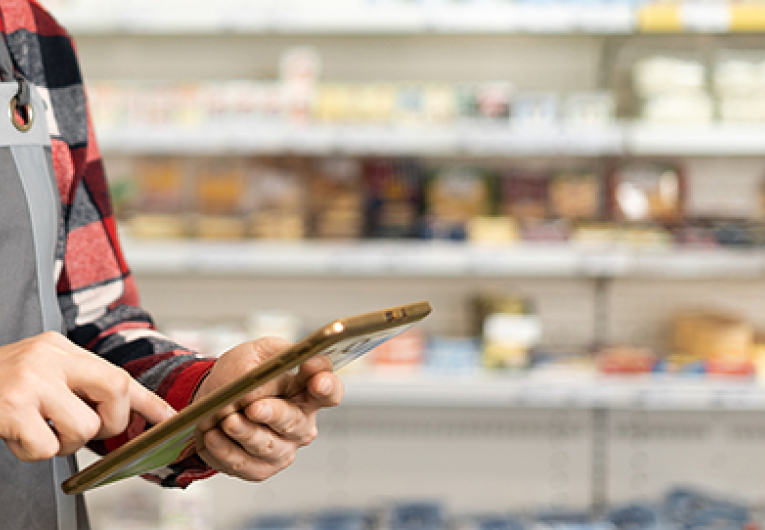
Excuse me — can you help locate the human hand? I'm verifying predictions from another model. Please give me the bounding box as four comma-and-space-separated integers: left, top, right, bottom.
193, 337, 344, 481
0, 331, 176, 461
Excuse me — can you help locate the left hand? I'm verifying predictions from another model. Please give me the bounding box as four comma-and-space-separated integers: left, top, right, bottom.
192, 336, 344, 482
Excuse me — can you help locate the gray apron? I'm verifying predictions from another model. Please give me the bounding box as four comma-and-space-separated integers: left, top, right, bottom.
0, 34, 89, 530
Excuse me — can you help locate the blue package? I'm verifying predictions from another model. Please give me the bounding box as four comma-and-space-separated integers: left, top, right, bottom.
385, 501, 446, 530
608, 504, 660, 530
455, 514, 527, 530
312, 509, 370, 530
663, 487, 750, 530
534, 511, 592, 525
425, 336, 481, 375
241, 514, 300, 530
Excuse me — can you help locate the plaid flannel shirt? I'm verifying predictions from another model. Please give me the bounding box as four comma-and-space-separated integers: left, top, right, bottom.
0, 0, 217, 487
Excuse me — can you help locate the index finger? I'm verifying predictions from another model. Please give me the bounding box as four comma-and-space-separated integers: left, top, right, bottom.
127, 379, 176, 426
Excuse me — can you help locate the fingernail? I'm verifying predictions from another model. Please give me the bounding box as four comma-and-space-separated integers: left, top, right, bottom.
255, 403, 273, 422
164, 406, 177, 421
319, 378, 333, 395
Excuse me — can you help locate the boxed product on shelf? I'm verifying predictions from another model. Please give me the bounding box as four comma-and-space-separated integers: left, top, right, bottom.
561, 92, 615, 128
671, 310, 754, 362
596, 345, 658, 374
501, 170, 549, 223
569, 223, 672, 249
364, 158, 424, 239
519, 219, 570, 242
473, 293, 541, 370
641, 92, 714, 124
234, 487, 761, 530
309, 158, 366, 239
241, 514, 302, 530
607, 503, 660, 530
378, 501, 445, 530
425, 336, 482, 375
673, 218, 765, 248
714, 51, 765, 123
653, 309, 758, 377
192, 159, 248, 239
511, 92, 558, 127
607, 162, 684, 224
315, 83, 397, 124
420, 165, 493, 240
452, 514, 525, 530
662, 487, 751, 530
368, 327, 427, 374
633, 55, 713, 124
548, 170, 602, 221
529, 350, 595, 374
633, 56, 707, 99
475, 82, 514, 122
312, 509, 371, 530
247, 160, 308, 240
466, 216, 518, 244
88, 74, 618, 130
128, 157, 190, 238
394, 84, 427, 127
568, 222, 621, 247
673, 222, 720, 248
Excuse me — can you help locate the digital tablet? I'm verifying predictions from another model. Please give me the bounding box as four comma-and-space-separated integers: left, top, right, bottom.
62, 301, 432, 495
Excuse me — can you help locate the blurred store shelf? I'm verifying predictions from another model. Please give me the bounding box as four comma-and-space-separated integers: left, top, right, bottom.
45, 2, 765, 35
97, 123, 765, 157
50, 4, 637, 35
341, 372, 765, 410
96, 124, 625, 157
627, 124, 765, 157
121, 238, 765, 278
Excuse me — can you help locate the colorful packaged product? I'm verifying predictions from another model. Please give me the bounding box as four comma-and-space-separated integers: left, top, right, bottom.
308, 157, 365, 239
597, 346, 658, 375
420, 165, 493, 240
369, 327, 426, 374
364, 158, 423, 239
671, 311, 754, 362
466, 216, 518, 244
192, 159, 248, 239
475, 82, 513, 121
247, 161, 307, 240
502, 171, 549, 223
608, 163, 684, 224
473, 293, 541, 370
128, 157, 189, 238
549, 170, 602, 221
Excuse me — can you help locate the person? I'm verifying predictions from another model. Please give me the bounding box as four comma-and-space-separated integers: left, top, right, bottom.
0, 1, 345, 528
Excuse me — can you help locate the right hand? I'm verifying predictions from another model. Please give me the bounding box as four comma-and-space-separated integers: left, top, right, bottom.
0, 331, 175, 462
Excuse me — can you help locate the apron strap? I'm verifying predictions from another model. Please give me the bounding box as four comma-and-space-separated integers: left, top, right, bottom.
0, 30, 30, 107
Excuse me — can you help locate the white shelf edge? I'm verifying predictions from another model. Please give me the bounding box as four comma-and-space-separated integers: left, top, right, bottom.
626, 123, 765, 157
52, 6, 636, 35
96, 123, 765, 157
341, 373, 765, 411
97, 124, 625, 157
121, 239, 765, 279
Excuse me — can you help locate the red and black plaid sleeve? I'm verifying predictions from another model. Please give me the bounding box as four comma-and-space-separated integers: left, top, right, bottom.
1, 0, 216, 487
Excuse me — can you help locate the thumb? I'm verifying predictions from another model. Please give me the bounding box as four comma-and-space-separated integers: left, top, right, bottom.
127, 379, 176, 426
